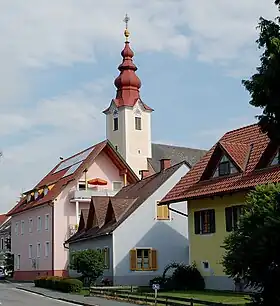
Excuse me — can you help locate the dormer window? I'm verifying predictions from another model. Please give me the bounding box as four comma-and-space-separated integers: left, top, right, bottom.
34, 190, 39, 200
43, 187, 49, 196
270, 149, 280, 166
27, 194, 31, 202
213, 155, 238, 178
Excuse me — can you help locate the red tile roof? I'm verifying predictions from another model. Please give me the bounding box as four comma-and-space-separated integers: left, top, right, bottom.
7, 140, 139, 216
161, 124, 280, 203
0, 214, 8, 225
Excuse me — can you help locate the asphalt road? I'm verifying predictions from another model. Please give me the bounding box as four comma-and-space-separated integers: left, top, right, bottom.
0, 282, 82, 306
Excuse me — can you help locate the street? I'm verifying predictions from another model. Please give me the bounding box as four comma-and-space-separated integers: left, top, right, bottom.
0, 282, 82, 306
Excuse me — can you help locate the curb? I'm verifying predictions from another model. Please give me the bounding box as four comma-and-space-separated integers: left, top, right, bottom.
16, 287, 98, 306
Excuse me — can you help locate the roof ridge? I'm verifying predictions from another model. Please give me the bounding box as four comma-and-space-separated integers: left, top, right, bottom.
223, 123, 258, 136
152, 142, 208, 151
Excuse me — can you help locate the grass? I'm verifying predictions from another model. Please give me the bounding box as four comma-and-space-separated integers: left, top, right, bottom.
90, 287, 249, 305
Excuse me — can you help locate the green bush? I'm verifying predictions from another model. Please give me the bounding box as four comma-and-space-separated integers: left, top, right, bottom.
33, 276, 82, 293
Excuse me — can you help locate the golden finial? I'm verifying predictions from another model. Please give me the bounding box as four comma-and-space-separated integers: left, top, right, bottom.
123, 13, 130, 41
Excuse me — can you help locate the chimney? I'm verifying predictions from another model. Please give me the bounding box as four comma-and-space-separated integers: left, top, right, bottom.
139, 170, 150, 180
160, 159, 171, 171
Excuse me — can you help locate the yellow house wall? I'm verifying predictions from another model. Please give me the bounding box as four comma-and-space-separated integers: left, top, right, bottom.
188, 192, 247, 277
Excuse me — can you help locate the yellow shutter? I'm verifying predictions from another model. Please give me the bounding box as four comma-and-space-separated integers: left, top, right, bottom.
156, 201, 162, 219
130, 249, 137, 271
150, 249, 158, 271
163, 205, 170, 219
157, 203, 169, 220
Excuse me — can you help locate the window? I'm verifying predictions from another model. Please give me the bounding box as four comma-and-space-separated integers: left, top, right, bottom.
37, 216, 42, 231
213, 155, 238, 178
43, 187, 48, 196
37, 243, 41, 258
45, 242, 50, 257
78, 181, 86, 191
45, 214, 49, 231
135, 117, 141, 130
156, 202, 170, 220
28, 244, 32, 259
0, 238, 4, 250
115, 146, 118, 151
271, 149, 280, 166
113, 117, 119, 131
16, 254, 20, 270
29, 218, 33, 233
15, 222, 19, 235
112, 181, 123, 191
225, 205, 244, 232
194, 209, 216, 235
130, 248, 157, 271
34, 190, 39, 200
27, 194, 31, 202
21, 220, 24, 235
202, 260, 210, 271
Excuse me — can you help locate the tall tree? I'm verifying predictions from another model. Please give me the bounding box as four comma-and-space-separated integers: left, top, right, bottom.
222, 183, 280, 305
243, 1, 280, 144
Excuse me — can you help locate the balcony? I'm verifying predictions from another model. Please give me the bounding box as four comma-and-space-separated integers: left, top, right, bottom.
69, 188, 118, 200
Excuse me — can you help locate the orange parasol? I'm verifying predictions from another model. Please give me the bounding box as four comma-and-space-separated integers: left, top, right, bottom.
87, 178, 107, 186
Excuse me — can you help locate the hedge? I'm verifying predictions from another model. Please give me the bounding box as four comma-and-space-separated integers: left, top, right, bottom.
34, 276, 83, 293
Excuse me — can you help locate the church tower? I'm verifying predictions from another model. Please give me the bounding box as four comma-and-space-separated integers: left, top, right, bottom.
103, 15, 153, 177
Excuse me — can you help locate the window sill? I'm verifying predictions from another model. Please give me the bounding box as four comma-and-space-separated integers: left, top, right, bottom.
156, 217, 170, 221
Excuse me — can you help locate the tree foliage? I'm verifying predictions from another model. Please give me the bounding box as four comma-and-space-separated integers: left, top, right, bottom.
242, 1, 280, 144
222, 183, 280, 305
70, 249, 105, 286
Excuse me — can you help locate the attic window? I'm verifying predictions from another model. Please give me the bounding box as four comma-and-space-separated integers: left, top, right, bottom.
270, 149, 280, 166
213, 155, 238, 178
27, 194, 31, 202
43, 187, 49, 196
34, 190, 39, 200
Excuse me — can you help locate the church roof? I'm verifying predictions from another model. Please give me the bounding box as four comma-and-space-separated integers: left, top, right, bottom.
148, 143, 207, 173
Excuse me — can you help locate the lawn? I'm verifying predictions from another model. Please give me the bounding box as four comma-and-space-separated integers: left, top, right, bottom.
158, 290, 249, 305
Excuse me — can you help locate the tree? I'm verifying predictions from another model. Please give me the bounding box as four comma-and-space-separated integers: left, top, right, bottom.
222, 183, 280, 305
242, 0, 280, 144
70, 249, 105, 287
4, 236, 14, 276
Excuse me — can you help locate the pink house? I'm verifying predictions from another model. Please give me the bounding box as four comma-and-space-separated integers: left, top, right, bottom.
7, 140, 138, 280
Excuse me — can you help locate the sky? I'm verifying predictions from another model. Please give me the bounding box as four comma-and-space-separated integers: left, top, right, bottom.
0, 0, 278, 213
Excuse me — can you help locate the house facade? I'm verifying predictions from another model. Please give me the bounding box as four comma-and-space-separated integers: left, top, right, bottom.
8, 141, 138, 280
67, 160, 189, 286
160, 124, 280, 291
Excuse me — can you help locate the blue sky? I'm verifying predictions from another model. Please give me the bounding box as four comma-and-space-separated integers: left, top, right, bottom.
0, 0, 278, 212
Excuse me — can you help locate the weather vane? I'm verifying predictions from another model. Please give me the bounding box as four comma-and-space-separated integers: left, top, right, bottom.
123, 13, 130, 41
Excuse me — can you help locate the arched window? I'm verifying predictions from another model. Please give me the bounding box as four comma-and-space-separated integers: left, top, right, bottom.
113, 109, 118, 131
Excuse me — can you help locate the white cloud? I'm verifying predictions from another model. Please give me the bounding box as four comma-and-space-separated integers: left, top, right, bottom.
0, 0, 278, 212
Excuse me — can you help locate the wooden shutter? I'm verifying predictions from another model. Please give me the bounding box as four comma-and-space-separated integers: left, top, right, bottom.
103, 247, 110, 268
194, 211, 201, 234
130, 249, 137, 271
156, 202, 162, 219
209, 209, 216, 233
225, 207, 233, 232
163, 205, 170, 219
150, 249, 158, 271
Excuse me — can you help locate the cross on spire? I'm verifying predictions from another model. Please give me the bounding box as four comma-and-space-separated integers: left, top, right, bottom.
123, 13, 130, 41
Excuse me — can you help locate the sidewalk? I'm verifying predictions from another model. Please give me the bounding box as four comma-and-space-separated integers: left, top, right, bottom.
15, 283, 138, 306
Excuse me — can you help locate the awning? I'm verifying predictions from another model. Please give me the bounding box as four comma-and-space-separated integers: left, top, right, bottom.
87, 178, 107, 186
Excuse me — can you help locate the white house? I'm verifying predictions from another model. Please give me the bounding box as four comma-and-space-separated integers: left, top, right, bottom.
66, 159, 190, 286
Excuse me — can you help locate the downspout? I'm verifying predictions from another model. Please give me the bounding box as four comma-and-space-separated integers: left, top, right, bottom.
167, 203, 188, 218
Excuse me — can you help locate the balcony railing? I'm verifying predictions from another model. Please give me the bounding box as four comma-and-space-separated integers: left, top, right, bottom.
69, 189, 118, 200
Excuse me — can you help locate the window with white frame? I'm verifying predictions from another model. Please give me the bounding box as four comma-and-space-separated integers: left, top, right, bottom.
0, 238, 4, 250
29, 218, 33, 233
45, 214, 49, 231
112, 181, 123, 191
37, 216, 42, 231
16, 254, 20, 270
45, 241, 50, 257
213, 155, 238, 177
15, 222, 19, 235
37, 243, 41, 258
28, 244, 33, 259
21, 220, 24, 235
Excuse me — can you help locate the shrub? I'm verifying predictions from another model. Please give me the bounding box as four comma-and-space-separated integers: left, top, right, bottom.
33, 276, 82, 293
149, 276, 166, 287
